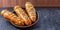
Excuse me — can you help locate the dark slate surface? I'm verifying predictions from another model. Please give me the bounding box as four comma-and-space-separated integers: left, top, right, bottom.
0, 7, 60, 30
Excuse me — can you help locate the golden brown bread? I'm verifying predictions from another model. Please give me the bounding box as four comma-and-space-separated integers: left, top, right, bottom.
1, 9, 24, 26
25, 2, 36, 22
14, 6, 32, 25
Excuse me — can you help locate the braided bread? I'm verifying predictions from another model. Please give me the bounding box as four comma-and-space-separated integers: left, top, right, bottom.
25, 2, 36, 22
14, 6, 32, 25
1, 10, 24, 26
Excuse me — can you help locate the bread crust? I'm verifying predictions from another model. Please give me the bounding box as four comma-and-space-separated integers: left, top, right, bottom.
25, 2, 36, 22
14, 6, 32, 25
1, 10, 24, 26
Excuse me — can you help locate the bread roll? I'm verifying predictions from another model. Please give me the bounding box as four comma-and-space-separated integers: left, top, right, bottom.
1, 9, 24, 26
25, 2, 36, 22
14, 6, 32, 25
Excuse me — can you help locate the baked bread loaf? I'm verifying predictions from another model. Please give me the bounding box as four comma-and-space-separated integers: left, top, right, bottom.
25, 2, 36, 22
1, 9, 24, 26
14, 6, 32, 25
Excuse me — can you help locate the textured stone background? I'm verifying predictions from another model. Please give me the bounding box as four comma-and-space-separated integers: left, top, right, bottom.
0, 7, 60, 30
